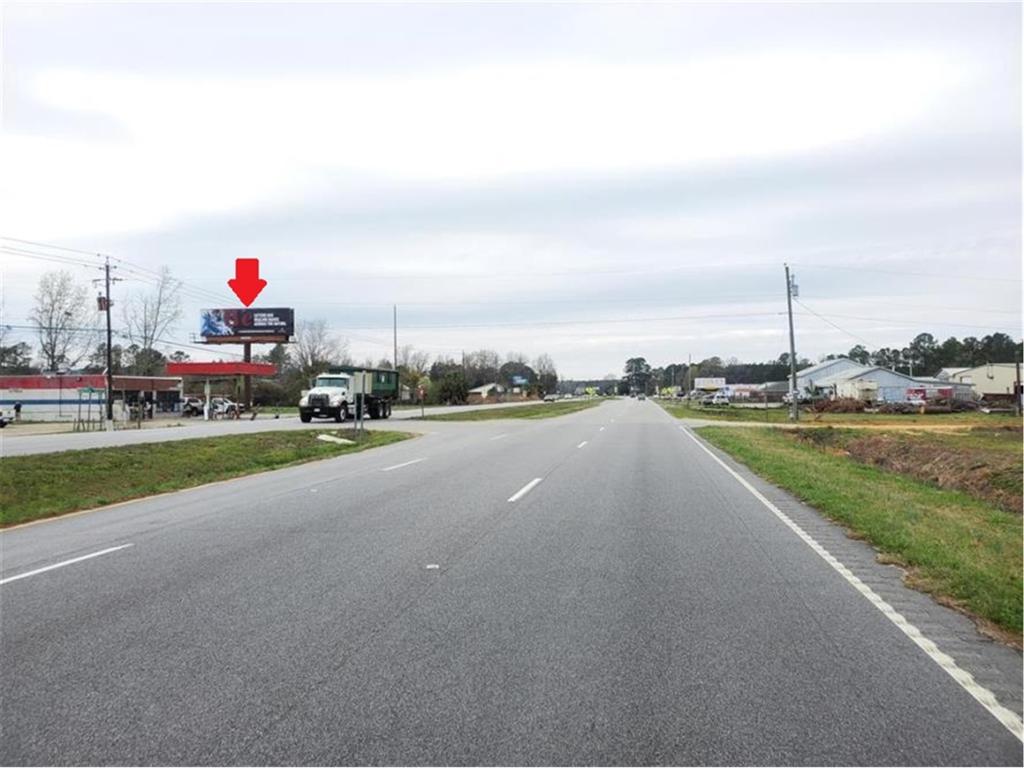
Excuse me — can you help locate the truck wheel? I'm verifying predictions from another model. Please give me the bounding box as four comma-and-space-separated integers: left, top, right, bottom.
368, 402, 380, 420
336, 404, 349, 423
300, 412, 312, 423
383, 402, 391, 419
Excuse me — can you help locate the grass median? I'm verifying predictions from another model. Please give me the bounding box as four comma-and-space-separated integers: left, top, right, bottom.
1, 429, 413, 527
696, 426, 1023, 641
419, 399, 604, 421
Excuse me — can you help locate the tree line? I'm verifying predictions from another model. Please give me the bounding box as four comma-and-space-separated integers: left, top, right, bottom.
621, 332, 1022, 394
252, 326, 559, 406
1, 269, 563, 406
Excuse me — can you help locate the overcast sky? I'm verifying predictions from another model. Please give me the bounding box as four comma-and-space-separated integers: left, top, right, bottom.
2, 1, 1021, 378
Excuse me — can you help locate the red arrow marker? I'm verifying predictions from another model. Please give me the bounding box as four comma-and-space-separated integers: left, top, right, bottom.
227, 258, 267, 306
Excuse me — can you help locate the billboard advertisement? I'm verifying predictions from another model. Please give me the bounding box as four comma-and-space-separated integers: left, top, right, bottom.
200, 308, 294, 340
694, 377, 726, 390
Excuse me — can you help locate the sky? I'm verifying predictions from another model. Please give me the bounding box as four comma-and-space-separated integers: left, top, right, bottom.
2, 1, 1021, 379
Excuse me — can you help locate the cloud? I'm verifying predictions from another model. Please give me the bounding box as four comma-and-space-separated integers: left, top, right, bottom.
4, 47, 967, 241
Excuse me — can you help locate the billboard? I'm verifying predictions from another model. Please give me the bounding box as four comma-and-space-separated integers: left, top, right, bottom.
200, 308, 294, 340
694, 377, 726, 390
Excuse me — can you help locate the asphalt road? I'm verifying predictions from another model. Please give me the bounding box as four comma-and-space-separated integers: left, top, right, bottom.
1, 399, 1021, 765
0, 399, 544, 458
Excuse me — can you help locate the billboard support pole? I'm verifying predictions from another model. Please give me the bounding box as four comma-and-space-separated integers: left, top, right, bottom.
243, 342, 252, 409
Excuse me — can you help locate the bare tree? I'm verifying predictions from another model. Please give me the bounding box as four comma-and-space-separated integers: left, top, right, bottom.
122, 267, 183, 373
29, 270, 93, 370
397, 344, 431, 389
534, 353, 558, 394
293, 319, 349, 375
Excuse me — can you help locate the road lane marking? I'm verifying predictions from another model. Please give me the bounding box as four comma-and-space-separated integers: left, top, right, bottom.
489, 433, 508, 441
381, 458, 425, 472
508, 478, 542, 502
599, 427, 606, 432
680, 428, 1024, 742
577, 441, 588, 448
0, 544, 133, 586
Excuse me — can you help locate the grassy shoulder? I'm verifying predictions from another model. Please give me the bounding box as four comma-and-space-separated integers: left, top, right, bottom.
696, 426, 1023, 640
419, 399, 604, 421
1, 429, 413, 527
662, 399, 1023, 427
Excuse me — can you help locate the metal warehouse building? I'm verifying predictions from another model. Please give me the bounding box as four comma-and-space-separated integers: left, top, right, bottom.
796, 358, 975, 404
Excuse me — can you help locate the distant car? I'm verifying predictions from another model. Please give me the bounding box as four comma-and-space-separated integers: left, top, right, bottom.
700, 393, 715, 405
543, 393, 559, 402
637, 393, 646, 400
710, 392, 730, 406
782, 391, 812, 405
0, 411, 8, 428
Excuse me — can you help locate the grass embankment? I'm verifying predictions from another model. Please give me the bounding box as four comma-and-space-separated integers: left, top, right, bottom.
663, 400, 1023, 427
420, 399, 604, 421
0, 429, 412, 527
697, 426, 1023, 639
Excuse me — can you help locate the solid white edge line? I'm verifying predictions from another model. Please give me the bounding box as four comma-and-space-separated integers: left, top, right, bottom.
507, 478, 542, 503
577, 441, 588, 448
679, 427, 1024, 741
381, 458, 425, 472
489, 433, 508, 441
599, 426, 606, 432
0, 544, 133, 586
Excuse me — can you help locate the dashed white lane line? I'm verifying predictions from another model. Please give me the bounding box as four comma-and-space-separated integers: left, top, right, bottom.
508, 478, 542, 503
381, 458, 426, 472
489, 433, 508, 441
0, 544, 133, 586
577, 441, 588, 448
680, 427, 1024, 742
599, 426, 606, 432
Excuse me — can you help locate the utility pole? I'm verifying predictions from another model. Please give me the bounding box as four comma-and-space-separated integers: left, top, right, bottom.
785, 264, 799, 422
393, 304, 398, 371
94, 257, 120, 430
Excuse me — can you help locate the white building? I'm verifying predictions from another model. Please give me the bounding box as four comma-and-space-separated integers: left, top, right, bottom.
947, 363, 1020, 399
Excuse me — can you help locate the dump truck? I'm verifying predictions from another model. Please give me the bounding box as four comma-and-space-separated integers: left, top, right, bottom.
299, 366, 399, 422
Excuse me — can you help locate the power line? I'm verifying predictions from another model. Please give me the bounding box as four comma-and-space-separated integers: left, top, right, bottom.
1, 246, 102, 270
326, 310, 787, 332
0, 236, 110, 258
814, 311, 1021, 333
2, 237, 235, 305
794, 299, 879, 349
793, 262, 1023, 285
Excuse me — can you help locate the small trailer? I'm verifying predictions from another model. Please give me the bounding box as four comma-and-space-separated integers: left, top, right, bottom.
299, 366, 399, 422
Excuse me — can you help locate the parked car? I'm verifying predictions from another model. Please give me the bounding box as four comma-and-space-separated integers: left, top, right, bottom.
637, 393, 646, 400
211, 397, 242, 418
710, 392, 730, 406
700, 393, 715, 405
543, 393, 559, 402
0, 411, 8, 428
181, 396, 204, 417
782, 391, 812, 405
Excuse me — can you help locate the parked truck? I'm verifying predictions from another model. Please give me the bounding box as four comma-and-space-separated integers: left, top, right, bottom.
299, 366, 399, 423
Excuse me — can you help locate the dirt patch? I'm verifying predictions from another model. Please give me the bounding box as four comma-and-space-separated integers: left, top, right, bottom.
793, 427, 1023, 515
